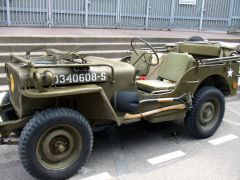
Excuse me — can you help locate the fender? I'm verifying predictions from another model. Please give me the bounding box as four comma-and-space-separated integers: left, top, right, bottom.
21, 84, 121, 125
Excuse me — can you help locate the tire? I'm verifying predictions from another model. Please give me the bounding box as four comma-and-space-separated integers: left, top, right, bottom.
185, 86, 225, 139
19, 108, 93, 180
186, 36, 207, 42
0, 92, 18, 121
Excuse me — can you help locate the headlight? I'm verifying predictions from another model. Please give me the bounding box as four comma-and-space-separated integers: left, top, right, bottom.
33, 71, 54, 91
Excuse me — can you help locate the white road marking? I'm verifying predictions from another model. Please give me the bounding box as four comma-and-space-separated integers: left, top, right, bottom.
80, 172, 112, 180
208, 134, 238, 145
224, 120, 240, 126
147, 150, 186, 165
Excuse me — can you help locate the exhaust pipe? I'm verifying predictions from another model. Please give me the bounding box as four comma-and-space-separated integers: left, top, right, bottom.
124, 104, 186, 120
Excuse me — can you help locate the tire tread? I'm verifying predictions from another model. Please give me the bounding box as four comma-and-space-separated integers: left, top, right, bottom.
185, 86, 225, 139
19, 107, 93, 179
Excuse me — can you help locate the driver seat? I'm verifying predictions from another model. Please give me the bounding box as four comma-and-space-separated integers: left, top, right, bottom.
136, 52, 195, 93
129, 50, 161, 77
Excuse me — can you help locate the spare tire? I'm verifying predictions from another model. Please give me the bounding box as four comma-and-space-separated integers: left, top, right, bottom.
186, 36, 208, 42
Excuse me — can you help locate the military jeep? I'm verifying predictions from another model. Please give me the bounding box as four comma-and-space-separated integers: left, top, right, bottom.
0, 37, 240, 179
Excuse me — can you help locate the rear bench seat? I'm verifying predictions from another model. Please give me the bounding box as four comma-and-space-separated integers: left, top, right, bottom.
179, 42, 240, 58
179, 43, 221, 57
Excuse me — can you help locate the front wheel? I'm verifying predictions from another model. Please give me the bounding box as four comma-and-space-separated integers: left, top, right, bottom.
185, 86, 225, 139
19, 108, 93, 179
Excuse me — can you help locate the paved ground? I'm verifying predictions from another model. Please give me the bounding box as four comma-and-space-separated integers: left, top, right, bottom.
0, 27, 240, 40
0, 92, 240, 180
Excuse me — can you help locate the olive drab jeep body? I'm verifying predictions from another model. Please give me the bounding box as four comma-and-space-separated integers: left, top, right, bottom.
0, 37, 240, 179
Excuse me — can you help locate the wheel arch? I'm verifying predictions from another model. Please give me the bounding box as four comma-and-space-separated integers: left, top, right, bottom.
196, 74, 230, 96
21, 84, 121, 126
68, 90, 120, 126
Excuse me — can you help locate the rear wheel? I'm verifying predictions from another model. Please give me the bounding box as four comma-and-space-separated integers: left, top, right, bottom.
185, 86, 225, 139
19, 108, 93, 179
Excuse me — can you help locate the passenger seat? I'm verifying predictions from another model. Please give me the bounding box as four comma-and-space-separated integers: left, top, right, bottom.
136, 52, 195, 93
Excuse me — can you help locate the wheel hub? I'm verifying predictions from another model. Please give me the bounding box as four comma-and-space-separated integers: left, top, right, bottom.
200, 101, 215, 124
51, 137, 68, 154
36, 125, 82, 170
56, 143, 66, 153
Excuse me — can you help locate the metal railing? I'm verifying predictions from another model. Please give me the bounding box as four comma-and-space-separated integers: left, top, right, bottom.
0, 0, 239, 32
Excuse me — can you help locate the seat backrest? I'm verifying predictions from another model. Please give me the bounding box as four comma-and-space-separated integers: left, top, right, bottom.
179, 43, 221, 57
218, 42, 240, 57
129, 50, 152, 76
158, 52, 195, 82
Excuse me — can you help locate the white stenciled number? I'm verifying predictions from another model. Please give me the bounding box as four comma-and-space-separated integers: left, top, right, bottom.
85, 73, 91, 82
79, 74, 84, 82
66, 74, 72, 83
100, 72, 107, 81
54, 75, 59, 84
72, 74, 78, 83
54, 72, 107, 84
92, 73, 97, 81
59, 75, 65, 84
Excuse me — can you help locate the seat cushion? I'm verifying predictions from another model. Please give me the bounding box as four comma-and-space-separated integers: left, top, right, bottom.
158, 52, 194, 82
136, 80, 175, 92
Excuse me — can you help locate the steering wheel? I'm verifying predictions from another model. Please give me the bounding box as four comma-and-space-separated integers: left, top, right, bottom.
130, 38, 160, 66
